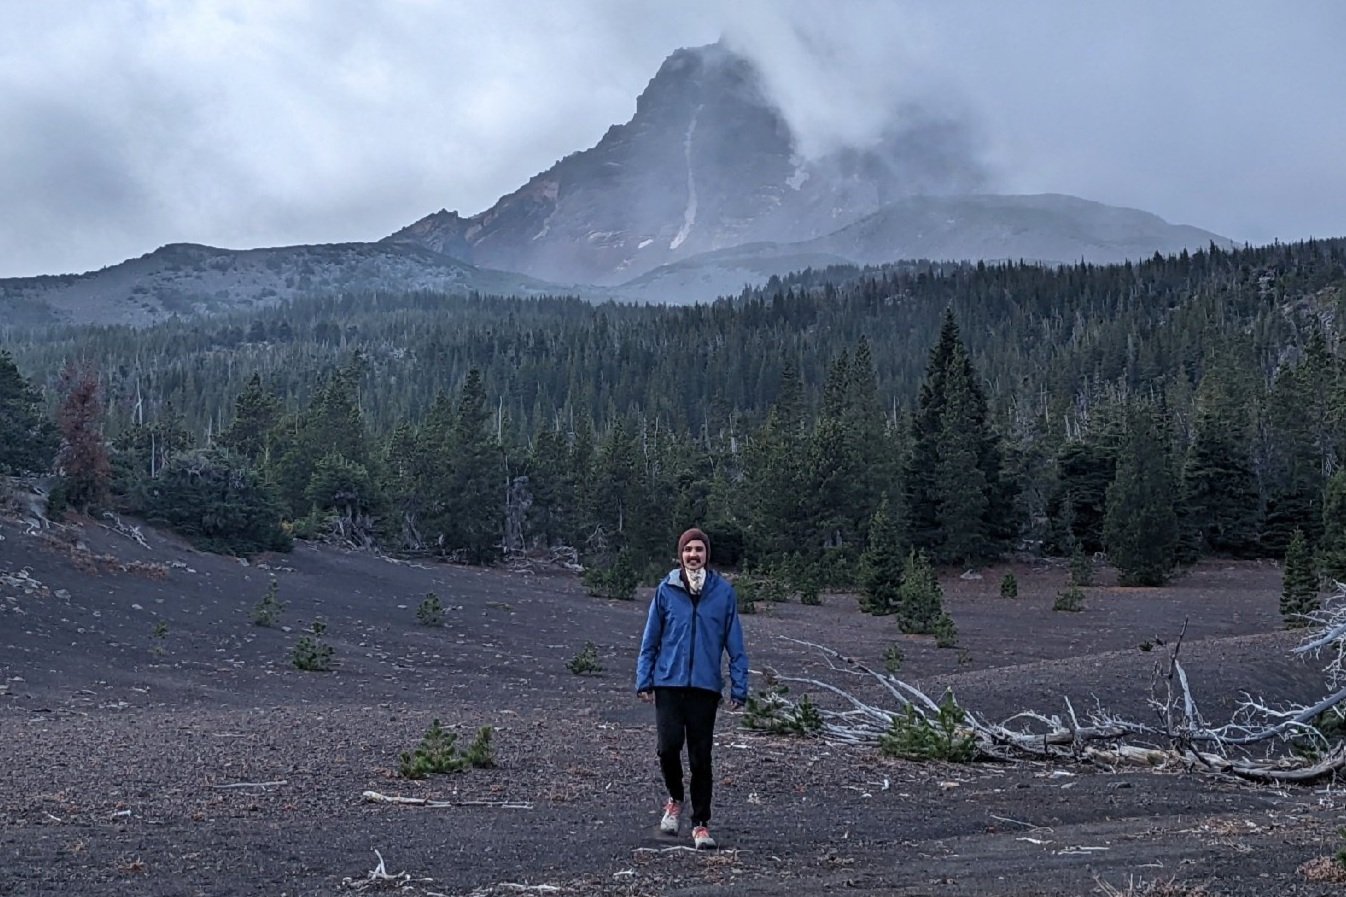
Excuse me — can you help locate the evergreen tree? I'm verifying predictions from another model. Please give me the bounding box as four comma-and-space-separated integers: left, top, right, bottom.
907, 310, 1009, 565
1318, 470, 1346, 583
1260, 335, 1330, 554
0, 350, 58, 475
218, 373, 281, 464
934, 356, 990, 564
896, 549, 945, 635
857, 497, 908, 615
1103, 404, 1179, 586
444, 369, 503, 563
744, 363, 810, 562
1046, 440, 1116, 554
1178, 350, 1260, 558
1280, 528, 1319, 628
135, 447, 291, 556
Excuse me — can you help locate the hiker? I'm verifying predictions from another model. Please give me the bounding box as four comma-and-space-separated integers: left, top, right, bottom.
635, 527, 749, 849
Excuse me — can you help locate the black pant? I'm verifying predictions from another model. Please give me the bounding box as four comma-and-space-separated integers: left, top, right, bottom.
655, 687, 720, 826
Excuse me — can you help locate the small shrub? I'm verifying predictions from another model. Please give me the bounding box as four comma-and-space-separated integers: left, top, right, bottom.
878, 691, 977, 762
398, 722, 494, 779
252, 578, 285, 627
999, 573, 1018, 599
742, 687, 823, 736
416, 592, 444, 627
292, 619, 334, 671
737, 590, 757, 615
566, 641, 604, 675
581, 548, 641, 601
462, 726, 496, 769
897, 549, 944, 635
933, 613, 958, 648
737, 565, 788, 605
957, 649, 973, 667
883, 643, 904, 673
797, 566, 822, 606
1053, 585, 1085, 612
150, 620, 168, 657
1069, 546, 1094, 586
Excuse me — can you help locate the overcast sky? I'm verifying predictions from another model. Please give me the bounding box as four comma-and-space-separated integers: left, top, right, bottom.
2, 0, 1344, 279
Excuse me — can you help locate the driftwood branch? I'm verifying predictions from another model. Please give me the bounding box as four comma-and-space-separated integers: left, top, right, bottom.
762, 588, 1346, 783
362, 790, 533, 809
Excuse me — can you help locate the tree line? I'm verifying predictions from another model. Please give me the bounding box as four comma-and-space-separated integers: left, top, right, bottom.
3, 238, 1346, 591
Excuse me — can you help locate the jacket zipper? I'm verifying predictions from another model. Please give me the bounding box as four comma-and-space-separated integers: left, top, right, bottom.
686, 588, 698, 687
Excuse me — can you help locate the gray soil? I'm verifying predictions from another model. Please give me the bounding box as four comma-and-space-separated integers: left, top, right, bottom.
2, 511, 1344, 896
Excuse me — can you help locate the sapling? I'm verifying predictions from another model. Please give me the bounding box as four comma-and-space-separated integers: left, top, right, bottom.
416, 592, 444, 627
566, 641, 604, 675
292, 619, 334, 671
252, 578, 285, 627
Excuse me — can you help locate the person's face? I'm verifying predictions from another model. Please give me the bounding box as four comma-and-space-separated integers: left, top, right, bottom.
681, 540, 707, 571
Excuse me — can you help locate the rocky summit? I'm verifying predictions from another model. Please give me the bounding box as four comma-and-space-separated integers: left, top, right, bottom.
1, 42, 1234, 325
383, 42, 992, 287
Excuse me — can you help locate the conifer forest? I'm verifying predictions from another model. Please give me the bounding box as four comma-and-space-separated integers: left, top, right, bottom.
4, 238, 1346, 590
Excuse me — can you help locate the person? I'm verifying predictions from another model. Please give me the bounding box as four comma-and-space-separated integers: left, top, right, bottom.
635, 527, 749, 849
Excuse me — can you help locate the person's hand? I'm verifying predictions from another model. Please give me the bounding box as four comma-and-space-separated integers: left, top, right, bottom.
728, 699, 744, 711
638, 690, 654, 703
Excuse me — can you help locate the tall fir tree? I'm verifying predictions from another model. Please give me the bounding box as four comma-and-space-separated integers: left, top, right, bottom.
1179, 350, 1261, 558
446, 368, 503, 564
218, 373, 281, 464
1280, 528, 1319, 628
0, 350, 58, 475
906, 310, 1010, 565
857, 496, 908, 615
1103, 403, 1179, 586
1317, 470, 1346, 583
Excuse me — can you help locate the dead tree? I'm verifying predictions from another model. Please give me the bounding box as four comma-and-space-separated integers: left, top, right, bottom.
758, 585, 1346, 783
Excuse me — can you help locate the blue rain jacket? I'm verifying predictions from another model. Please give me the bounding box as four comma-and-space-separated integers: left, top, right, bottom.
635, 568, 749, 702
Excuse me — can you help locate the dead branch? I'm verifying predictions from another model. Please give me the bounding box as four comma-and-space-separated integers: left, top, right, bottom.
340, 848, 436, 892
362, 790, 532, 809
99, 512, 151, 549
762, 589, 1346, 782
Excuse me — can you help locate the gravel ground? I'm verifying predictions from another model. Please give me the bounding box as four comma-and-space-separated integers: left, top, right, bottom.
2, 512, 1343, 896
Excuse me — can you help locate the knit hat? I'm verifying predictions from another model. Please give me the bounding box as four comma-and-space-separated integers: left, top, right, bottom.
677, 527, 710, 561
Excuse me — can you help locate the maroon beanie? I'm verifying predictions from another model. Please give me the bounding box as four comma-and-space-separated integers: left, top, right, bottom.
677, 527, 710, 561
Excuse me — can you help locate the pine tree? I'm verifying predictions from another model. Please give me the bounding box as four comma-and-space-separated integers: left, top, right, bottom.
1103, 404, 1178, 586
896, 549, 945, 635
1260, 335, 1330, 554
1319, 470, 1346, 584
907, 310, 1009, 565
1280, 528, 1319, 628
934, 357, 990, 564
858, 497, 908, 615
137, 447, 290, 555
1047, 440, 1116, 555
1180, 354, 1260, 558
218, 373, 281, 464
0, 350, 58, 475
446, 369, 503, 564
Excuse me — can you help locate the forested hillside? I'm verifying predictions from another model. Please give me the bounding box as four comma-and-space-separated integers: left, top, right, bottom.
3, 239, 1345, 589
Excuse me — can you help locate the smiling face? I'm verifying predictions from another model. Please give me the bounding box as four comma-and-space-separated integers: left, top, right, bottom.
680, 539, 707, 572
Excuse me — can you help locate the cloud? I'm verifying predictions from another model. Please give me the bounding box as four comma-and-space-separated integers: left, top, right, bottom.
0, 1, 1343, 277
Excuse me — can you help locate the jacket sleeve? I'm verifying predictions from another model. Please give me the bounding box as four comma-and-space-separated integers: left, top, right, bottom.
723, 585, 749, 702
635, 588, 664, 693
